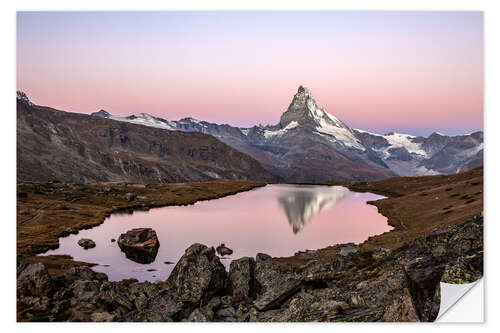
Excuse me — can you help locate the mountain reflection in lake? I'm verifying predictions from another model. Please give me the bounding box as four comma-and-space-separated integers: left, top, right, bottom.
41, 185, 391, 282
278, 186, 350, 234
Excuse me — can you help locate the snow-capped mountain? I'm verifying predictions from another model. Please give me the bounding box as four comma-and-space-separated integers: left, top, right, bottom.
90, 86, 396, 181
278, 86, 365, 151
43, 86, 483, 181
354, 129, 483, 176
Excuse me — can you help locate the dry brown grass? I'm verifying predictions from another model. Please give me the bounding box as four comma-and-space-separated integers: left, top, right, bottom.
350, 167, 483, 251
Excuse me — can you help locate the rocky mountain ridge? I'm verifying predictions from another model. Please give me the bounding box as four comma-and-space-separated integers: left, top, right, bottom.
16, 98, 279, 184
18, 88, 483, 181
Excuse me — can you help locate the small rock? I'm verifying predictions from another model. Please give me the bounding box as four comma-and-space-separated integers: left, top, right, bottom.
136, 196, 150, 202
221, 295, 233, 306
64, 266, 108, 283
124, 193, 136, 201
216, 243, 233, 256
356, 281, 368, 290
111, 238, 116, 242
235, 304, 248, 318
339, 243, 359, 256
91, 311, 115, 322
372, 247, 392, 260
431, 245, 446, 258
71, 280, 100, 300
217, 306, 236, 318
77, 238, 96, 249
256, 253, 272, 262
187, 308, 208, 322
128, 184, 146, 189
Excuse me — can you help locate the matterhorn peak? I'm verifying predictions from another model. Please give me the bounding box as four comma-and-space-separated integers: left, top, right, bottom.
277, 85, 365, 150
280, 85, 334, 128
297, 85, 312, 96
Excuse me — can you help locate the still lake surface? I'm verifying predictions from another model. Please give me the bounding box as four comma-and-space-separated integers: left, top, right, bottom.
41, 185, 391, 282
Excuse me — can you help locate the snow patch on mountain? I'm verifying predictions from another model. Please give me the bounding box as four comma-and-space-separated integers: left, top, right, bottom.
414, 165, 440, 176
264, 121, 299, 138
382, 133, 427, 157
109, 113, 177, 130
355, 129, 427, 158
315, 117, 365, 150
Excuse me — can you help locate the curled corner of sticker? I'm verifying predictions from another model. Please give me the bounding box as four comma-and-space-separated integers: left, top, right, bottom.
436, 278, 483, 322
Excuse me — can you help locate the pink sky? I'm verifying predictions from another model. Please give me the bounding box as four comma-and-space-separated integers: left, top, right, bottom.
17, 11, 483, 136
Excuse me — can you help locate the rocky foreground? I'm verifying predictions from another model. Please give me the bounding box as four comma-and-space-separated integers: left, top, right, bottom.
17, 213, 482, 322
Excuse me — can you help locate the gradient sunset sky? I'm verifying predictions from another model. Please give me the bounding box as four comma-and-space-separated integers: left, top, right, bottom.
17, 11, 483, 136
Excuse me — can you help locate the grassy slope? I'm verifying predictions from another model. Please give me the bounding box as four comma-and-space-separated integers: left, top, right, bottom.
327, 166, 483, 253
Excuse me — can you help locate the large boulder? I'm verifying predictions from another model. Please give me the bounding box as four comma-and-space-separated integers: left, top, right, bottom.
117, 228, 160, 264
229, 257, 256, 303
253, 259, 302, 311
17, 258, 55, 297
167, 243, 227, 304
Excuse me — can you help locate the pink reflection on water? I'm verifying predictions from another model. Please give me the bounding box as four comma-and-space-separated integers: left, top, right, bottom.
41, 185, 391, 281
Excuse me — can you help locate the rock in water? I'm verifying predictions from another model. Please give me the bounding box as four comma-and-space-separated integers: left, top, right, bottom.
117, 228, 160, 264
77, 238, 96, 249
216, 243, 233, 256
168, 243, 227, 304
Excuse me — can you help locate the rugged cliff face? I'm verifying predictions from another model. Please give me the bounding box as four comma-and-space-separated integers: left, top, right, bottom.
16, 100, 280, 183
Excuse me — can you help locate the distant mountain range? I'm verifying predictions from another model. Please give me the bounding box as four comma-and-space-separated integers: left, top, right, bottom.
16, 94, 278, 183
88, 86, 483, 181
